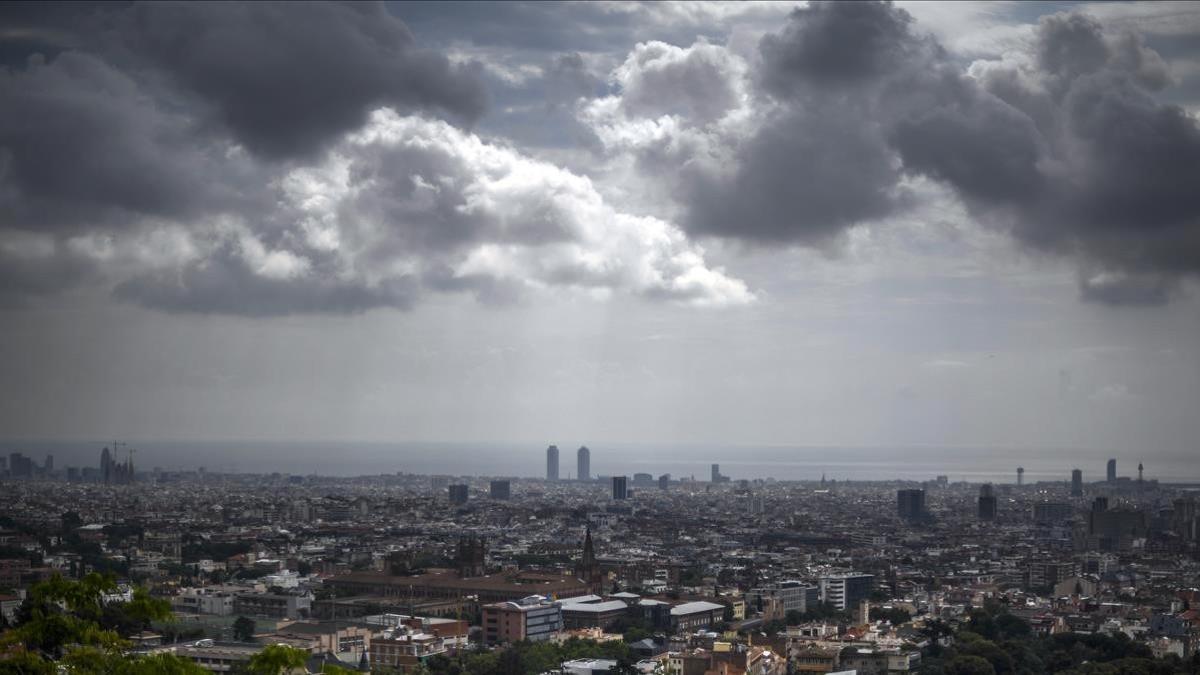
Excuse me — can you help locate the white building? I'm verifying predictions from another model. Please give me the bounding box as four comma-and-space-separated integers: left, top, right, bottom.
263, 569, 300, 589
818, 574, 874, 611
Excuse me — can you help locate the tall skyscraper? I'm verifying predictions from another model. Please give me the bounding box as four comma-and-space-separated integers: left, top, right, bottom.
978, 484, 997, 521
897, 489, 926, 521
100, 446, 112, 484
1107, 458, 1117, 483
448, 484, 469, 505
1138, 462, 1144, 483
711, 464, 721, 482
490, 480, 511, 500
1071, 469, 1083, 497
612, 476, 627, 500
577, 446, 590, 482
8, 453, 32, 479
658, 474, 670, 490
546, 445, 559, 481
1017, 467, 1024, 486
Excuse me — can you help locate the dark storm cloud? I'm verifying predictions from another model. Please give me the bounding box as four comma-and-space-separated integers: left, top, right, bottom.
667, 1, 1200, 305
121, 1, 486, 160
1, 1, 601, 316
0, 0, 752, 319
673, 1, 931, 244
4, 0, 1199, 314
971, 12, 1200, 304
0, 1, 482, 233
887, 70, 1046, 206
684, 105, 902, 245
759, 0, 924, 91
0, 51, 254, 232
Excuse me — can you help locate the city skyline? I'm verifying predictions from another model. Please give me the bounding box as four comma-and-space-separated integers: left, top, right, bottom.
1, 443, 1176, 488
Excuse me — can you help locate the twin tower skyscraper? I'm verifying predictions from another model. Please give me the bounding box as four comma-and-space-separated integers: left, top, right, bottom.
546, 444, 590, 481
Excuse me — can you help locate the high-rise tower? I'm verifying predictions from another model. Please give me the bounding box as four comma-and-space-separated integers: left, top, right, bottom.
898, 489, 926, 521
1107, 458, 1117, 482
546, 445, 559, 481
978, 484, 997, 521
1017, 467, 1024, 486
612, 476, 627, 500
1071, 469, 1083, 497
577, 446, 590, 482
490, 480, 510, 500
100, 446, 112, 484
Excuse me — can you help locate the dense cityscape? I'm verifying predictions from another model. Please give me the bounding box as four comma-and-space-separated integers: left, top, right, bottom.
5, 0, 1200, 673
2, 445, 1198, 674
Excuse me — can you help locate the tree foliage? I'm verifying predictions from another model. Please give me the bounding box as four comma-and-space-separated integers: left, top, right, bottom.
233, 615, 257, 642
0, 573, 204, 674
245, 643, 309, 675
920, 603, 1185, 675
418, 638, 632, 675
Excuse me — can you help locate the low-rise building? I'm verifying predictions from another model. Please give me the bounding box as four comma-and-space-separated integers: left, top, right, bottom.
175, 641, 262, 673
671, 601, 725, 632
560, 599, 630, 629
261, 621, 371, 656
482, 595, 563, 645
233, 592, 311, 620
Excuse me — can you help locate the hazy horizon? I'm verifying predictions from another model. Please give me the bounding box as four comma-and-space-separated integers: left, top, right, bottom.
4, 438, 1196, 484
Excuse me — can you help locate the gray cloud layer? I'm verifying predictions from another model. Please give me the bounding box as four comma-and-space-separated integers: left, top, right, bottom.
121, 2, 487, 159
2, 1, 1199, 313
0, 1, 749, 315
582, 1, 1200, 305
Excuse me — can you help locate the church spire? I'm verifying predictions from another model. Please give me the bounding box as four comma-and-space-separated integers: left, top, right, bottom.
577, 524, 599, 587
582, 525, 595, 561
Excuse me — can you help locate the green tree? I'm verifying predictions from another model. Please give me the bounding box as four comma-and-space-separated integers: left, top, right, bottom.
463, 651, 499, 675
623, 625, 652, 643
946, 655, 997, 675
873, 607, 912, 625
60, 511, 83, 533
0, 573, 205, 674
955, 633, 1015, 674
6, 572, 122, 659
0, 647, 55, 675
59, 648, 208, 674
233, 615, 257, 642
993, 613, 1031, 641
102, 587, 173, 636
921, 618, 954, 656
245, 644, 309, 675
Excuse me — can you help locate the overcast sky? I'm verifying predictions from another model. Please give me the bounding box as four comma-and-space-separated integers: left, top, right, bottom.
2, 1, 1199, 460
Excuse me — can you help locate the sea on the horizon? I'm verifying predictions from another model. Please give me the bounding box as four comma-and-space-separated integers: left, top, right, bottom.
1, 439, 1196, 484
